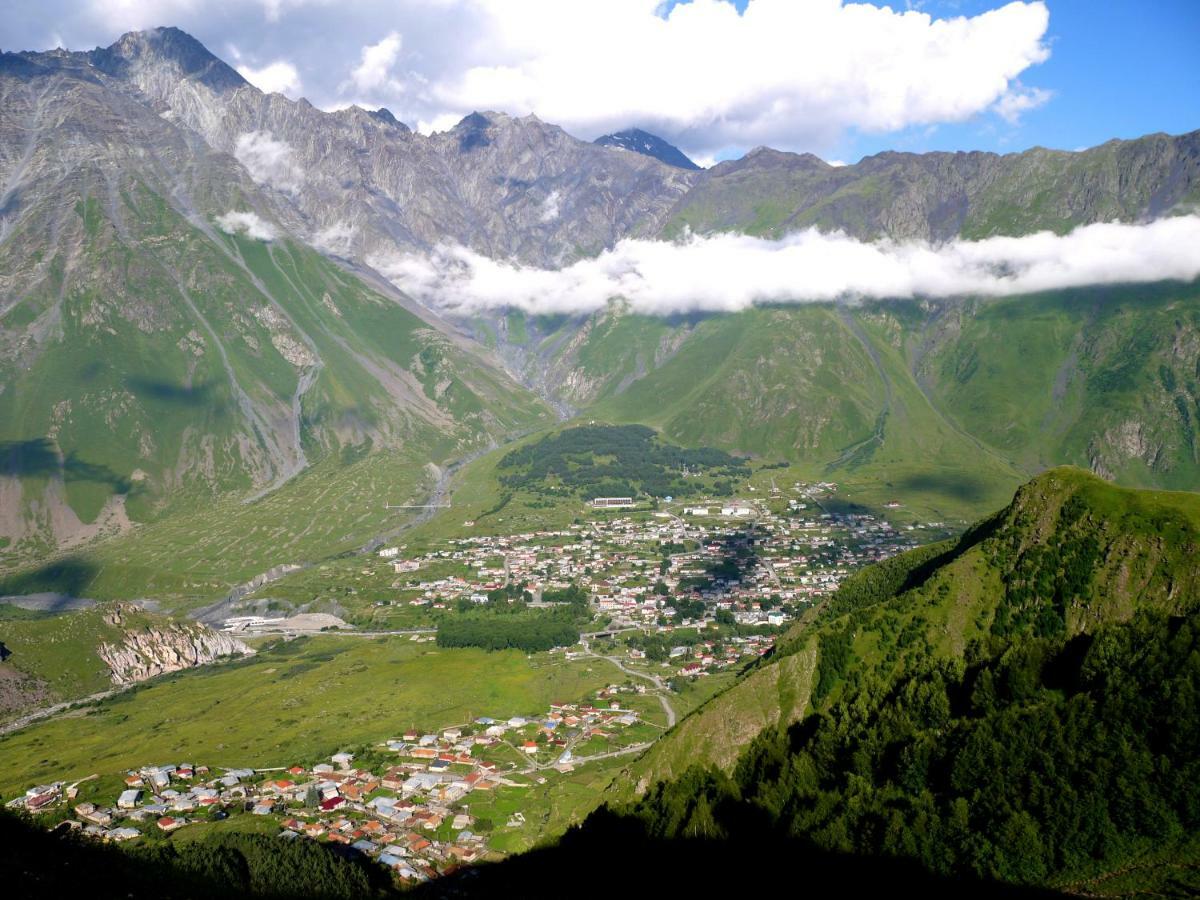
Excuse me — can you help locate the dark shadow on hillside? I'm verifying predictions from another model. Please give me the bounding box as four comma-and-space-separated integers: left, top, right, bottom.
414, 806, 1062, 899
0, 806, 1062, 900
0, 810, 392, 900
0, 556, 99, 599
896, 470, 989, 504
0, 438, 132, 493
125, 376, 217, 408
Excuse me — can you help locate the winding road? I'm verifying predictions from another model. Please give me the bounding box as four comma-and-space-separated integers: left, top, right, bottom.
580, 637, 677, 728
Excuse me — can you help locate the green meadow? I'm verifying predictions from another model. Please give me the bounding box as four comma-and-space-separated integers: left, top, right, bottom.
0, 635, 612, 800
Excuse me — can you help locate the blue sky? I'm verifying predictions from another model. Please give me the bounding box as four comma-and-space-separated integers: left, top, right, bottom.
3, 0, 1197, 164
725, 0, 1200, 164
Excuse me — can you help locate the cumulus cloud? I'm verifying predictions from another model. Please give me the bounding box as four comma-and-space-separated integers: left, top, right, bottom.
216, 210, 278, 240
236, 59, 303, 97
418, 0, 1051, 155
20, 0, 1055, 159
234, 131, 304, 194
310, 221, 356, 255
369, 216, 1200, 316
347, 31, 403, 94
993, 82, 1054, 124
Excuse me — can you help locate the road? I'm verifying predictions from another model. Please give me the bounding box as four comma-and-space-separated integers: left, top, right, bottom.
580, 638, 676, 728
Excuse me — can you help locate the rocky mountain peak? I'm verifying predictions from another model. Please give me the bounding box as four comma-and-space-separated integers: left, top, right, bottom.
93, 26, 247, 93
367, 106, 409, 131
595, 127, 700, 170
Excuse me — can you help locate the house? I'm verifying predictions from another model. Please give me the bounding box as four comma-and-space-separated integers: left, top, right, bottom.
24, 787, 59, 811
331, 752, 354, 769
592, 497, 635, 509
156, 816, 185, 832
522, 741, 538, 754
118, 789, 142, 809
75, 803, 113, 827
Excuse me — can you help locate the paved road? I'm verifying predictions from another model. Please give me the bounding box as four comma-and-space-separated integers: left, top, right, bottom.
580, 639, 677, 728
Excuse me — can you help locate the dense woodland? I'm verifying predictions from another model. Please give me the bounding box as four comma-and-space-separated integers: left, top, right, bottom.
496, 425, 748, 500
613, 608, 1200, 886
0, 816, 394, 898
436, 607, 583, 653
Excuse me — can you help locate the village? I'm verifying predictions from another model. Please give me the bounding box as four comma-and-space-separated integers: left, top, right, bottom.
8, 480, 949, 886
243, 478, 948, 681
8, 686, 661, 884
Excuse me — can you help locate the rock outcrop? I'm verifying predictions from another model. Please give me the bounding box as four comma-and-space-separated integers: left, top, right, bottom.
96, 607, 253, 686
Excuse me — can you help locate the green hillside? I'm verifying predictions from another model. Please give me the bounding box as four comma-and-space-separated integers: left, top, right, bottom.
0, 73, 551, 570
662, 130, 1200, 242
594, 468, 1200, 889
0, 601, 251, 720
494, 283, 1200, 523
623, 466, 1200, 786
917, 283, 1200, 490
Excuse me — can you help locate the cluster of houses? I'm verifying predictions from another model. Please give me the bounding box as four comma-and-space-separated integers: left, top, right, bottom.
355, 479, 940, 656
9, 696, 652, 884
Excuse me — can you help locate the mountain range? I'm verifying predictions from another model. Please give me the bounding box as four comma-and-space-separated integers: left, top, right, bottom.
1, 26, 1198, 583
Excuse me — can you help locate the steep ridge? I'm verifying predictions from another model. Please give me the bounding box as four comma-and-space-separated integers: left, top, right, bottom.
88, 28, 697, 268
591, 468, 1200, 889
664, 131, 1200, 240
0, 46, 551, 561
625, 466, 1200, 787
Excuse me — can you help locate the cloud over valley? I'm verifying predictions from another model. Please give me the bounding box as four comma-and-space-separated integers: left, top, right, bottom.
369, 216, 1200, 316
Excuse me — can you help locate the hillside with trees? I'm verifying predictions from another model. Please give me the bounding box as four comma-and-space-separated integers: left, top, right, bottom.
590, 468, 1200, 891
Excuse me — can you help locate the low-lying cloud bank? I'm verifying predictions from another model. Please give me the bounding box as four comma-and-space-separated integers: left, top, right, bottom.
371, 216, 1200, 316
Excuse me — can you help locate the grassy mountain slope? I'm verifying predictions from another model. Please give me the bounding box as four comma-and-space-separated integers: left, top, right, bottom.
623, 467, 1200, 791
663, 130, 1200, 242
499, 283, 1200, 522
586, 303, 1026, 518
0, 601, 248, 720
0, 52, 551, 570
917, 282, 1200, 489
596, 468, 1200, 889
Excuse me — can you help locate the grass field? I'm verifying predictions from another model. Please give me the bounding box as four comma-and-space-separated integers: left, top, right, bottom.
0, 635, 614, 801
0, 448, 439, 612
462, 756, 629, 853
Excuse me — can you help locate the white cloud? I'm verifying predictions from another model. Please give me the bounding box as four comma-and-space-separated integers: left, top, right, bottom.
216, 210, 278, 240
311, 221, 356, 255
993, 82, 1054, 124
403, 0, 1053, 157
236, 60, 303, 97
539, 190, 561, 223
347, 31, 403, 94
234, 131, 303, 194
32, 0, 1055, 158
369, 216, 1200, 316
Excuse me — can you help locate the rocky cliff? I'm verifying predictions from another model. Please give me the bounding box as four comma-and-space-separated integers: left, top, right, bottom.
95, 606, 253, 686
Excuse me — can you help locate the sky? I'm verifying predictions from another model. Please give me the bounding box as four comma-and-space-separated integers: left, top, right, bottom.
2, 0, 1197, 167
